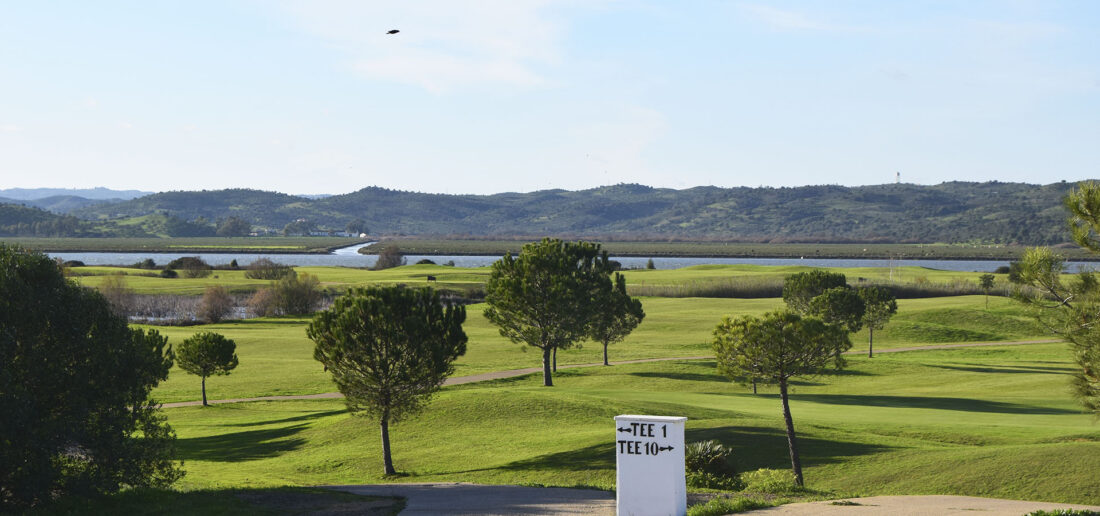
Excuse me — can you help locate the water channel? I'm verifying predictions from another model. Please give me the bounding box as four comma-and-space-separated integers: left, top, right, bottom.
46, 242, 1099, 273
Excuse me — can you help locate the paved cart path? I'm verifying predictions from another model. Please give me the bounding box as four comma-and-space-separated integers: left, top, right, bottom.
160, 339, 1060, 409
739, 494, 1100, 515
323, 485, 1100, 516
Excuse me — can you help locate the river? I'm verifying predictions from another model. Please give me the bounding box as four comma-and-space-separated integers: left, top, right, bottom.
45, 242, 1099, 273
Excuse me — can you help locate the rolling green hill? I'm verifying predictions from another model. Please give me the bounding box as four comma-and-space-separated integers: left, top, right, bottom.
54, 181, 1091, 244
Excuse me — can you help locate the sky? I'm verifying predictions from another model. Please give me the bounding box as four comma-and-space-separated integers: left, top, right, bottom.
0, 1, 1097, 195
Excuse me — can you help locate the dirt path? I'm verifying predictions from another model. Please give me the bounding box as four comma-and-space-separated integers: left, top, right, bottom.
159, 339, 1061, 409
740, 495, 1100, 515
323, 485, 1100, 516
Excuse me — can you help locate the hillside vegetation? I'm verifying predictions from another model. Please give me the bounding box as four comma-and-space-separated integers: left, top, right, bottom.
60, 181, 1081, 244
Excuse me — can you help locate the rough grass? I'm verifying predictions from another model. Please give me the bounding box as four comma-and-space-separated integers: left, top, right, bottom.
161, 343, 1099, 505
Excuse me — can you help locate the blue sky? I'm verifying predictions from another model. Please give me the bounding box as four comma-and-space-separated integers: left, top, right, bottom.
1, 1, 1097, 195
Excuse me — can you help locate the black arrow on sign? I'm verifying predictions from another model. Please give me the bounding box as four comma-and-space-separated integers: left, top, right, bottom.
659, 446, 674, 452
617, 427, 632, 433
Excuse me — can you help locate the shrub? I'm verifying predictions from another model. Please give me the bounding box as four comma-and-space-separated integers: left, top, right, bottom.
740, 468, 801, 494
159, 269, 179, 278
275, 272, 322, 315
244, 258, 295, 280
197, 286, 234, 323
416, 259, 436, 265
686, 440, 738, 478
99, 274, 133, 317
167, 256, 212, 278
247, 288, 280, 317
132, 258, 156, 269
372, 244, 405, 270
62, 260, 85, 267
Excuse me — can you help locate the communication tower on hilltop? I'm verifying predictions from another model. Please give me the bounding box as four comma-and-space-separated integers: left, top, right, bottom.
896, 171, 901, 184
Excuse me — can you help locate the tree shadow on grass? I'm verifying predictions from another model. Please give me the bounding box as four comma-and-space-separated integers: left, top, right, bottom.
686, 424, 895, 471
222, 409, 346, 428
630, 371, 726, 382
436, 442, 614, 476
786, 393, 1077, 415
177, 424, 308, 462
929, 363, 1075, 375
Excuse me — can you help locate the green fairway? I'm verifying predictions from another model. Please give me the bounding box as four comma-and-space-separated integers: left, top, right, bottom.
146, 295, 1045, 404
162, 343, 1100, 504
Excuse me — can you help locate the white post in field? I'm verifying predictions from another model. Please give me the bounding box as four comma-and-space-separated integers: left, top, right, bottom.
615, 415, 687, 516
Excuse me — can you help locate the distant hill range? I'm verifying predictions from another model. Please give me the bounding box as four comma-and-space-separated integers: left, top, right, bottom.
0, 181, 1065, 245
0, 187, 152, 201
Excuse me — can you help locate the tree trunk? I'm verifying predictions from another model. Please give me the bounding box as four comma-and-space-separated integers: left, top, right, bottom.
752, 377, 757, 394
868, 327, 874, 358
201, 376, 208, 407
779, 380, 804, 487
552, 347, 557, 372
542, 347, 554, 387
603, 341, 609, 366
380, 415, 396, 475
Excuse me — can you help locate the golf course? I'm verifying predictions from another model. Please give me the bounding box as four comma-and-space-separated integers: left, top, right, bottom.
42, 262, 1100, 513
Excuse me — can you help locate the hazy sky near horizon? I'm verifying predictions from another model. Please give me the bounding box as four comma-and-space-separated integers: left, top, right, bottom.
1, 1, 1098, 195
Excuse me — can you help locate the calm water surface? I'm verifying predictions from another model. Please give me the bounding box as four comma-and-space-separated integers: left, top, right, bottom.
48, 242, 1096, 273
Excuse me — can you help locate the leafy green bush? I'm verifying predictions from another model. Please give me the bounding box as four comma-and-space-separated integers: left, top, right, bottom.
741, 468, 801, 494
166, 256, 212, 278
686, 440, 738, 477
159, 269, 178, 278
685, 440, 740, 490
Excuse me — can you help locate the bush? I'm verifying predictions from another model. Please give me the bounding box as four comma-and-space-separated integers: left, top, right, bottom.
372, 244, 405, 270
247, 288, 280, 317
159, 269, 179, 278
740, 468, 801, 494
416, 259, 436, 265
132, 258, 156, 269
244, 258, 296, 280
686, 440, 738, 478
167, 256, 212, 278
198, 286, 234, 323
275, 272, 322, 315
99, 274, 134, 316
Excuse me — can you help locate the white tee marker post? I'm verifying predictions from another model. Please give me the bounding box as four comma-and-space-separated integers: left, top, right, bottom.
615, 415, 687, 516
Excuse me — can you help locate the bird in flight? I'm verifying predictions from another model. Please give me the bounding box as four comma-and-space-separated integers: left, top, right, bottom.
386, 29, 400, 35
